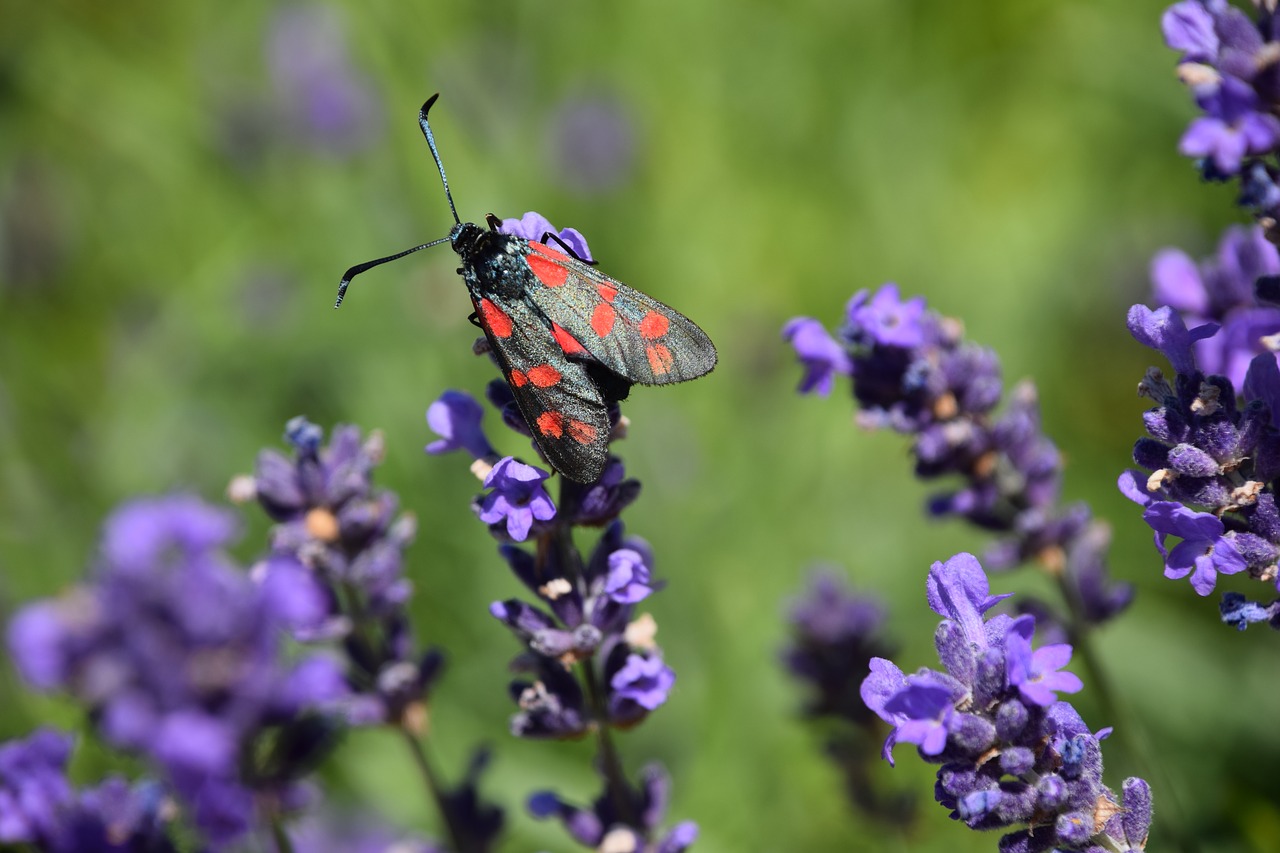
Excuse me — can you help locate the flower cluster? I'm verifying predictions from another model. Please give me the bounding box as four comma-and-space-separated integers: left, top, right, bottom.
243, 416, 445, 728
6, 495, 346, 844
782, 571, 912, 820
425, 213, 697, 851
861, 553, 1152, 851
784, 284, 1134, 632
1161, 0, 1280, 230
0, 728, 178, 852
1122, 301, 1280, 627
1150, 223, 1280, 387
241, 416, 505, 850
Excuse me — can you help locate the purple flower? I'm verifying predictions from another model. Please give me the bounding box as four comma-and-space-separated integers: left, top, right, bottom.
426, 389, 497, 459
858, 553, 1149, 847
547, 92, 637, 193
782, 317, 853, 395
1162, 1, 1219, 61
0, 728, 72, 843
7, 495, 343, 845
266, 5, 381, 155
1143, 501, 1247, 594
475, 457, 557, 541
610, 654, 676, 711
880, 672, 957, 757
1179, 76, 1280, 175
925, 552, 1013, 648
499, 211, 593, 263
1126, 303, 1219, 375
604, 548, 654, 604
845, 283, 927, 348
1004, 615, 1083, 707
0, 729, 179, 851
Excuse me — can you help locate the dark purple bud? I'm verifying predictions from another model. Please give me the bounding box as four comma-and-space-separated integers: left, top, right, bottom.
957, 788, 1003, 823
1118, 777, 1153, 847
933, 619, 976, 684
1000, 747, 1036, 777
1131, 437, 1171, 470
1165, 442, 1220, 476
1054, 809, 1096, 845
948, 713, 997, 756
994, 699, 1029, 741
1036, 774, 1069, 810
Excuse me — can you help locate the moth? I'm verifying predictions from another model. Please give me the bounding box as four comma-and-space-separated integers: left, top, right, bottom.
336, 95, 717, 483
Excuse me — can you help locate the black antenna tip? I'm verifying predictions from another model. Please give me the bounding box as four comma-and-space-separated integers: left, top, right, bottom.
420, 93, 440, 117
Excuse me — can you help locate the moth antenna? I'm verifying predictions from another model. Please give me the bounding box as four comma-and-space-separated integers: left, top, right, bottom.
334, 236, 451, 308
419, 94, 461, 226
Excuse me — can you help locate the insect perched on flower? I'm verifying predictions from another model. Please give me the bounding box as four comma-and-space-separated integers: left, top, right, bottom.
335, 94, 717, 484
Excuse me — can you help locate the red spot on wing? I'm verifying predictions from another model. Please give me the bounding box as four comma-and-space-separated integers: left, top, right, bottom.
510, 369, 528, 387
596, 282, 618, 302
646, 344, 674, 376
567, 419, 598, 445
528, 241, 571, 262
527, 253, 568, 288
639, 311, 670, 339
591, 303, 617, 337
552, 323, 587, 356
526, 364, 562, 387
479, 298, 513, 338
536, 411, 564, 438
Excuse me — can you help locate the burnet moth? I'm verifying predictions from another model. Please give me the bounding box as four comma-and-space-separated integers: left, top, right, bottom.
335, 95, 717, 484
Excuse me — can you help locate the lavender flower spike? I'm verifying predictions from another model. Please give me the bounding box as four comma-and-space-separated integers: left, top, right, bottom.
860, 552, 1151, 850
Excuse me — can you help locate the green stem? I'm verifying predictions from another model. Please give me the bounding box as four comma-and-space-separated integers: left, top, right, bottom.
270, 815, 295, 853
401, 727, 472, 853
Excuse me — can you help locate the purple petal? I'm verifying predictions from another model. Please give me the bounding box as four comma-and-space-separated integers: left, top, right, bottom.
1162, 1, 1219, 59
1150, 248, 1208, 314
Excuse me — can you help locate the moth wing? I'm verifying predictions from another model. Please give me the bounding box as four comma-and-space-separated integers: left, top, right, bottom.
472, 293, 611, 483
519, 241, 718, 385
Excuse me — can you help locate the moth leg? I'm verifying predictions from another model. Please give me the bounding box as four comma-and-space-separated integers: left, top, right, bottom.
485, 213, 502, 231
467, 311, 481, 328
540, 231, 597, 266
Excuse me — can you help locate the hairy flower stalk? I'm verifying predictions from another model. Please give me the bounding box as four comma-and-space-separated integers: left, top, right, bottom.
1162, 1, 1280, 237
423, 213, 697, 851
237, 417, 504, 851
861, 553, 1152, 852
784, 284, 1134, 640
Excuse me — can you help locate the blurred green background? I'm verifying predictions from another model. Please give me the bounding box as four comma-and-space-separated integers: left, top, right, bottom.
2, 1, 1277, 850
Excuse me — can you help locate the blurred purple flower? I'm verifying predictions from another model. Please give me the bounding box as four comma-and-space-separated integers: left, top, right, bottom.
266, 5, 381, 155
782, 317, 852, 395
547, 92, 637, 194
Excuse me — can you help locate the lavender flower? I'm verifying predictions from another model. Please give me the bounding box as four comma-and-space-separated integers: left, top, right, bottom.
1162, 1, 1280, 226
500, 211, 594, 263
266, 4, 381, 155
6, 495, 346, 845
1123, 296, 1280, 625
241, 417, 444, 727
860, 553, 1152, 850
784, 284, 1133, 630
546, 92, 638, 194
0, 728, 179, 852
431, 213, 697, 849
1149, 225, 1280, 387
474, 457, 558, 542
